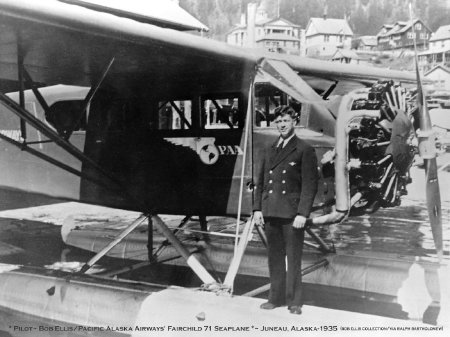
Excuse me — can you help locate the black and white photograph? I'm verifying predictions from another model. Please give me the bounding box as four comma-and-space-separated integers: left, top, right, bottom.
0, 0, 448, 336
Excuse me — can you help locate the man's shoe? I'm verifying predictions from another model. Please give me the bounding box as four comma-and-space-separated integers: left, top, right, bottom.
260, 302, 279, 310
288, 306, 302, 315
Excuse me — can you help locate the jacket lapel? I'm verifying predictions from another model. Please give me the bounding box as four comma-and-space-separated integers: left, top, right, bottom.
268, 141, 279, 168
270, 137, 297, 169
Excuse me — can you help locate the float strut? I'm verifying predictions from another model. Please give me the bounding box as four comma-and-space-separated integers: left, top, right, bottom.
79, 214, 148, 274
255, 223, 267, 248
147, 217, 153, 261
151, 215, 190, 260
306, 227, 334, 253
199, 215, 209, 241
152, 215, 216, 285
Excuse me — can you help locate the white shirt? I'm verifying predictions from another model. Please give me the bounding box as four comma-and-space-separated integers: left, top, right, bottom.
277, 133, 295, 148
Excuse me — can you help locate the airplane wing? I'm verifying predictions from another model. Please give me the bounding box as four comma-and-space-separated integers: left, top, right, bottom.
0, 0, 417, 99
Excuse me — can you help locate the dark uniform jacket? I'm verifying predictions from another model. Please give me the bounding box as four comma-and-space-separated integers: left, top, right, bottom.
254, 136, 319, 219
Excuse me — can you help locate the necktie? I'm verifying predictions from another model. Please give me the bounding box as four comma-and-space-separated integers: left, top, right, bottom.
277, 140, 284, 154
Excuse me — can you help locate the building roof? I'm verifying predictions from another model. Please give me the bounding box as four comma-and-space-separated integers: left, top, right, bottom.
306, 17, 353, 36
260, 17, 300, 28
377, 24, 394, 36
254, 17, 273, 26
358, 35, 377, 46
66, 0, 209, 31
425, 64, 450, 76
378, 19, 431, 37
393, 22, 410, 34
419, 47, 450, 56
332, 49, 359, 60
256, 33, 299, 42
227, 17, 300, 35
430, 25, 450, 42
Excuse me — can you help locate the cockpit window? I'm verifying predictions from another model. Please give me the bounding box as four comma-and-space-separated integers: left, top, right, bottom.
254, 82, 301, 127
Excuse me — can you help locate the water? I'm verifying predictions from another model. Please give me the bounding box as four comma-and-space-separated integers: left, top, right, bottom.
0, 166, 448, 334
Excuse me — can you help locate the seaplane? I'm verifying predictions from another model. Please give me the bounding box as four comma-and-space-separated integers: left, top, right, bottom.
0, 0, 447, 334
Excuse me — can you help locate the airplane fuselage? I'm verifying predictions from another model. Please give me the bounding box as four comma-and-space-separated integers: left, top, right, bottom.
0, 85, 334, 216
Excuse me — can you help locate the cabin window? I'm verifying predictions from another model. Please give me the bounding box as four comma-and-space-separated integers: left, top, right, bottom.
202, 94, 243, 129
157, 100, 192, 130
45, 100, 87, 136
156, 95, 244, 130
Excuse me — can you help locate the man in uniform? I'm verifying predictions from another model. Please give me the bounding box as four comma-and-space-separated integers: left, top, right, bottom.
253, 106, 318, 315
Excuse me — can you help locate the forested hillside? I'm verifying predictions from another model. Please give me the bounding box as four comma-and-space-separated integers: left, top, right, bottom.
180, 0, 450, 40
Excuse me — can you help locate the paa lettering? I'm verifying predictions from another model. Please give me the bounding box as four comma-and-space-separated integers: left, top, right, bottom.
0, 130, 24, 142
217, 145, 243, 155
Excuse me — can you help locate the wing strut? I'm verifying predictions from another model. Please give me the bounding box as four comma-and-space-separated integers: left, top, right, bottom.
17, 30, 27, 141
223, 82, 254, 290
22, 68, 51, 114
322, 81, 338, 100
258, 59, 325, 104
65, 57, 115, 140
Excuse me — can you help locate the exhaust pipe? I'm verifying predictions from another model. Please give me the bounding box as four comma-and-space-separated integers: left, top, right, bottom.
310, 92, 380, 226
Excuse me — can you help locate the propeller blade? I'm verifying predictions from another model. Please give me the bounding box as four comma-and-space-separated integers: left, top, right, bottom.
425, 158, 443, 258
409, 3, 443, 258
415, 63, 443, 258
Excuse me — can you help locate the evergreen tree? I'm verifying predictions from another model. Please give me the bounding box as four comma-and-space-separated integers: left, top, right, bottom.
180, 0, 449, 40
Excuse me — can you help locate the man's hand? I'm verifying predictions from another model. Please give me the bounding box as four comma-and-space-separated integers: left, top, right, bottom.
292, 215, 307, 229
253, 211, 264, 226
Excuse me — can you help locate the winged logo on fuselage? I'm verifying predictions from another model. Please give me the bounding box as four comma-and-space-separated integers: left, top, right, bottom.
164, 137, 219, 165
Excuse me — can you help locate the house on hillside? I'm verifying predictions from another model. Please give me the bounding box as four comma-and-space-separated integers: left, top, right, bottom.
304, 17, 353, 57
418, 48, 450, 72
418, 25, 450, 72
330, 49, 357, 63
424, 65, 450, 92
429, 25, 450, 51
226, 3, 301, 55
377, 19, 431, 51
330, 49, 372, 66
352, 36, 378, 51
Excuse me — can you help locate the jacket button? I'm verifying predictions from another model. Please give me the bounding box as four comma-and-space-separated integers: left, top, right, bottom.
269, 180, 273, 184
282, 180, 285, 184
269, 190, 273, 193
282, 191, 286, 194
269, 170, 273, 174
282, 170, 286, 173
